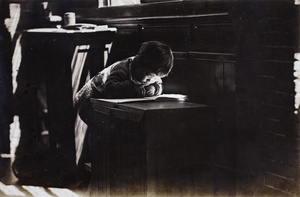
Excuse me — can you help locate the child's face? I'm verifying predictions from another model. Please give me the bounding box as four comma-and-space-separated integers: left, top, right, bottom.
131, 67, 158, 86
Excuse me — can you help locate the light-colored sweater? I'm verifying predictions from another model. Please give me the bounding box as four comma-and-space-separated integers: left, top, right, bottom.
75, 57, 162, 105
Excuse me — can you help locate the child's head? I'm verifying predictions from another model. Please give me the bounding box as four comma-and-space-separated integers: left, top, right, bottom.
131, 41, 173, 85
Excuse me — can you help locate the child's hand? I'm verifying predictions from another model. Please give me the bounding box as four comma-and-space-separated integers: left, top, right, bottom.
152, 76, 162, 84
145, 85, 156, 96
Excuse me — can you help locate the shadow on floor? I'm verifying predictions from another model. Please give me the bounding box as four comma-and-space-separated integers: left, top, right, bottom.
0, 155, 90, 197
0, 115, 91, 197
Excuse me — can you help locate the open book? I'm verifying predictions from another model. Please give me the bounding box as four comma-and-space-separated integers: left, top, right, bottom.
96, 94, 188, 104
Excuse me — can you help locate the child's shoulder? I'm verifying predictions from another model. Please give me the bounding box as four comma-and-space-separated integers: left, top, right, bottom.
110, 57, 133, 70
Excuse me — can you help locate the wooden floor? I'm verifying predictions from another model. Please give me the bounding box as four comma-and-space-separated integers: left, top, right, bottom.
0, 116, 90, 197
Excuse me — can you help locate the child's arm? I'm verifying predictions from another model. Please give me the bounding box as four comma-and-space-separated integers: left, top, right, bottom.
74, 80, 94, 105
104, 70, 147, 98
152, 76, 163, 95
145, 82, 163, 96
74, 72, 105, 105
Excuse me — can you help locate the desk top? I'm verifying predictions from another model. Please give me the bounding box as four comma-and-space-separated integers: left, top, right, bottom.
25, 27, 117, 34
22, 27, 117, 46
90, 99, 212, 122
117, 101, 209, 111
90, 98, 209, 111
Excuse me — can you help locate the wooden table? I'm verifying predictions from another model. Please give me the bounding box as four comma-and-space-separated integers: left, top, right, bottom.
89, 99, 214, 196
15, 27, 116, 176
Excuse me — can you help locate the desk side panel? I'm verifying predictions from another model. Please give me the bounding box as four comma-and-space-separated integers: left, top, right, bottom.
145, 107, 214, 196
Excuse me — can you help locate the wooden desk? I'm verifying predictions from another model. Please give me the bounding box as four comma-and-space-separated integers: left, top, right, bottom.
89, 99, 214, 196
15, 27, 116, 175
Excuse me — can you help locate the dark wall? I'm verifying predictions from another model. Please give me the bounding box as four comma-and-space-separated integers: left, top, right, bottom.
233, 1, 299, 196
74, 0, 299, 196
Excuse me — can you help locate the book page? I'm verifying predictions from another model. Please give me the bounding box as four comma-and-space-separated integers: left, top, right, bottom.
95, 94, 188, 104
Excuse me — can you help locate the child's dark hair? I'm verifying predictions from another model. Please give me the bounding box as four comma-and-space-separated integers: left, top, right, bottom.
132, 41, 174, 77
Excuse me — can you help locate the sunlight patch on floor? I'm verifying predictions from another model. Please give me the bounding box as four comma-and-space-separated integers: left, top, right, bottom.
0, 182, 26, 196
0, 182, 81, 197
22, 186, 54, 197
49, 187, 80, 197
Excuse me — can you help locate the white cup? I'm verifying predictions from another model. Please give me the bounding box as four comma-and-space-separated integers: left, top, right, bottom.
64, 12, 76, 26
